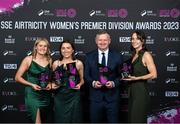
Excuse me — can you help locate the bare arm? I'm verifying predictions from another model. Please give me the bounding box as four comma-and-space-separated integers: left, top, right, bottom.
74, 60, 84, 89
123, 52, 157, 81
51, 60, 60, 89
140, 52, 157, 80
15, 56, 32, 86
52, 60, 59, 71
15, 56, 41, 90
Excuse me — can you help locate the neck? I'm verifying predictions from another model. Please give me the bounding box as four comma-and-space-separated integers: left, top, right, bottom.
135, 47, 142, 54
35, 54, 46, 60
99, 48, 108, 52
62, 57, 73, 63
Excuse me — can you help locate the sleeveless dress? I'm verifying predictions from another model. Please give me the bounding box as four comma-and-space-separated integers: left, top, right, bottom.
128, 51, 150, 123
25, 61, 52, 122
53, 62, 82, 123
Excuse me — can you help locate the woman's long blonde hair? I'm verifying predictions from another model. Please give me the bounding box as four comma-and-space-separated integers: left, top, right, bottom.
32, 38, 51, 61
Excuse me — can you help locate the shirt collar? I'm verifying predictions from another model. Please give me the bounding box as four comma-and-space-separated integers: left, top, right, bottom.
98, 49, 109, 55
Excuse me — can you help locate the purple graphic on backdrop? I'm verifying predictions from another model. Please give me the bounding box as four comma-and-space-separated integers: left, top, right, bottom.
148, 107, 180, 123
148, 101, 180, 123
107, 8, 128, 18
119, 8, 128, 18
55, 8, 76, 18
0, 0, 24, 13
170, 8, 180, 18
159, 8, 180, 18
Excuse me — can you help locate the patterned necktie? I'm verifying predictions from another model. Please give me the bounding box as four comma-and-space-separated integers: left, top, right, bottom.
101, 52, 106, 66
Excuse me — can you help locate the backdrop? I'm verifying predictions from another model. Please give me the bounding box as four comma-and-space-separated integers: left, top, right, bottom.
0, 0, 180, 123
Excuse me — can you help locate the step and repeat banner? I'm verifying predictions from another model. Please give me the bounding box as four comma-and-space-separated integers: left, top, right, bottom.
0, 0, 180, 123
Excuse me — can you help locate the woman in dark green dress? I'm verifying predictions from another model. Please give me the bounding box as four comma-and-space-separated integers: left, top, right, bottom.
15, 38, 52, 123
123, 30, 157, 123
51, 40, 84, 123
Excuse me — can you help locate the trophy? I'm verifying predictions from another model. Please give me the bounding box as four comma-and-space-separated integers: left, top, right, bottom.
67, 62, 78, 88
39, 72, 49, 89
120, 59, 133, 79
53, 70, 63, 86
68, 75, 76, 88
98, 63, 110, 85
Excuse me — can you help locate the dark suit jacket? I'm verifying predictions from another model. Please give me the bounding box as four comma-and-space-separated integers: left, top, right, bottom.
85, 49, 123, 102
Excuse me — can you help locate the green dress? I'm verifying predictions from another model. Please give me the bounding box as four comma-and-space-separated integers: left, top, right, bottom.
128, 51, 150, 123
53, 62, 82, 123
25, 61, 52, 122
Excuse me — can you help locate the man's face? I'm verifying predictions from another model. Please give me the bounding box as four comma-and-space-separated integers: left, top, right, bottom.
95, 33, 111, 51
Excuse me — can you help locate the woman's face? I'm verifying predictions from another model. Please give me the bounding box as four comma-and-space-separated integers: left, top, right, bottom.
61, 43, 74, 58
96, 33, 111, 51
36, 40, 48, 55
131, 33, 143, 50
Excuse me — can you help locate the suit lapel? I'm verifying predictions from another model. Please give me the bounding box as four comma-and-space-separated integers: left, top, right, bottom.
107, 50, 112, 67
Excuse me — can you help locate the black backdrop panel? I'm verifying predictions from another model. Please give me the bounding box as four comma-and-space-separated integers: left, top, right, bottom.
0, 0, 180, 123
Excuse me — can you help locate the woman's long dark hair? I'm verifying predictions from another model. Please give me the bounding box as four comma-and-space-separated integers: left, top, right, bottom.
59, 40, 76, 61
130, 30, 148, 58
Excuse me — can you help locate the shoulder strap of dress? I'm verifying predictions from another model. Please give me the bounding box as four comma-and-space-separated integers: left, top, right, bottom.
75, 59, 79, 65
75, 59, 78, 63
58, 60, 62, 66
31, 55, 34, 64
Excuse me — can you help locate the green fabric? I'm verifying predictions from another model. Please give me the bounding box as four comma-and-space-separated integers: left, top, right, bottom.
25, 61, 51, 122
128, 51, 150, 123
53, 62, 82, 123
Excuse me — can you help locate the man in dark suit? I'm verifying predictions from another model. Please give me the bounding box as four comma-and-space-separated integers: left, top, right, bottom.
85, 30, 123, 123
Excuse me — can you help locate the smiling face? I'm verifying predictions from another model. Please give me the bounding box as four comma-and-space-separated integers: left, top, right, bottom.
32, 38, 51, 60
60, 42, 74, 59
35, 40, 48, 55
95, 33, 111, 51
131, 33, 144, 51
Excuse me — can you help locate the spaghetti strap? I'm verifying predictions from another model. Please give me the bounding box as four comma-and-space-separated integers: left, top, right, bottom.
58, 60, 61, 66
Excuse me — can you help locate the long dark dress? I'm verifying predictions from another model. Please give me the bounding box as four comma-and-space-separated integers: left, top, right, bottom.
53, 62, 82, 123
128, 51, 150, 123
25, 61, 52, 122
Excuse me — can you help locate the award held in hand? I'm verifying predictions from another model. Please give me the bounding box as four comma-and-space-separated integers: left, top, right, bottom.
68, 75, 76, 88
67, 62, 79, 89
119, 59, 133, 79
39, 72, 49, 89
98, 63, 111, 85
53, 70, 64, 86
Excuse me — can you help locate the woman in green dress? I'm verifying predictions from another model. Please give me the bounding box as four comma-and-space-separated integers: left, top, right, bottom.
15, 38, 52, 123
123, 30, 157, 123
51, 40, 84, 123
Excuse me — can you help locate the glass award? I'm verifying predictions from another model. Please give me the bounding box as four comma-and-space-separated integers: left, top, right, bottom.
119, 59, 133, 79
67, 62, 78, 88
53, 70, 63, 86
39, 72, 49, 89
68, 75, 76, 88
98, 63, 111, 85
